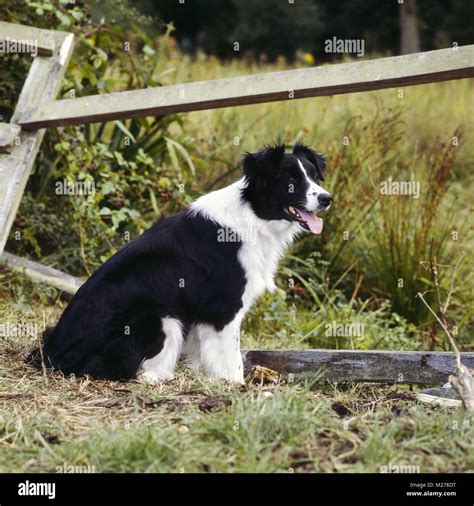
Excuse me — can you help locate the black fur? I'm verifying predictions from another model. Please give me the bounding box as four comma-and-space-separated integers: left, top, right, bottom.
293, 143, 326, 181
29, 212, 245, 380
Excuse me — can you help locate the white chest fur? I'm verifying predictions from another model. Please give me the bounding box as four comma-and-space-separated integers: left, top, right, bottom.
238, 223, 294, 310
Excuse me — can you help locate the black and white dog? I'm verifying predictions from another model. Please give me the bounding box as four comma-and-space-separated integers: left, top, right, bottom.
29, 144, 331, 384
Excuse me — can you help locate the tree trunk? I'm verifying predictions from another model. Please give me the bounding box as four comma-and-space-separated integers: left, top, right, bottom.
399, 0, 421, 54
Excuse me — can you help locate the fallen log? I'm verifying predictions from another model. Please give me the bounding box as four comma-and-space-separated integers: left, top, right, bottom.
243, 349, 474, 384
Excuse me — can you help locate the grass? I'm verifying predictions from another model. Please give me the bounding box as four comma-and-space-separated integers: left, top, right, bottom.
0, 278, 472, 474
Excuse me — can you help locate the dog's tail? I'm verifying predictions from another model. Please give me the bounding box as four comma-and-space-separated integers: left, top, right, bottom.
25, 326, 54, 369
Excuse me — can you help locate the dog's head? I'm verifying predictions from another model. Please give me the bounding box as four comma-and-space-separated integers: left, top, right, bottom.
241, 143, 331, 234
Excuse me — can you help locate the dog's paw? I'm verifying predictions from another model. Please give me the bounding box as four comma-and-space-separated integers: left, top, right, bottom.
206, 369, 245, 385
138, 369, 175, 385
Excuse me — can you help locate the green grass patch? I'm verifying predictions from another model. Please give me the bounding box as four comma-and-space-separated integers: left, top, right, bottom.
0, 293, 472, 474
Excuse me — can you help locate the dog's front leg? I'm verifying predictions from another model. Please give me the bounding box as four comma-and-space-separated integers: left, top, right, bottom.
197, 317, 244, 384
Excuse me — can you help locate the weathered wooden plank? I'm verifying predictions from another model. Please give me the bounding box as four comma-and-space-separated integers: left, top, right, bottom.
0, 31, 74, 255
17, 45, 474, 129
0, 21, 57, 56
243, 349, 474, 384
0, 251, 83, 294
0, 123, 21, 153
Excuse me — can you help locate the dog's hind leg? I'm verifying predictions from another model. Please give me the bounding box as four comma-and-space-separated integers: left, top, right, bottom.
138, 317, 184, 384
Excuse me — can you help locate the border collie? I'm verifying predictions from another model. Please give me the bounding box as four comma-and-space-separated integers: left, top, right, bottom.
28, 144, 331, 384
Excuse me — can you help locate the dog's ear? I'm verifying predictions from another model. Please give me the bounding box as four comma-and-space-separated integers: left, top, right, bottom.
243, 144, 285, 181
293, 143, 326, 181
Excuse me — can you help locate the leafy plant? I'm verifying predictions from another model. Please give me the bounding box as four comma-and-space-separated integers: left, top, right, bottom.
4, 1, 208, 275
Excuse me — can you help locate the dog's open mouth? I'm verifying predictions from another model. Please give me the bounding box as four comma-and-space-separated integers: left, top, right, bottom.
285, 206, 323, 234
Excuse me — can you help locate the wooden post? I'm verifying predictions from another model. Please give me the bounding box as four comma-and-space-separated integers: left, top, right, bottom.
0, 21, 57, 56
0, 28, 74, 255
0, 123, 21, 153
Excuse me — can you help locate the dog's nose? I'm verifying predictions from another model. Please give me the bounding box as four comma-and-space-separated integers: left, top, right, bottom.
318, 193, 332, 207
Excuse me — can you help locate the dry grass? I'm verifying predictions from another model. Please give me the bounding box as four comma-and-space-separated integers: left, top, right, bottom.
0, 281, 472, 473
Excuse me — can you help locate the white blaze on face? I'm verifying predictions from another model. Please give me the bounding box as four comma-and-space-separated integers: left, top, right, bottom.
296, 158, 328, 211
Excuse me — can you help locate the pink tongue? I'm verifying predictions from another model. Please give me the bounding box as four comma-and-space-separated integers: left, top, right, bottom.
298, 210, 323, 234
